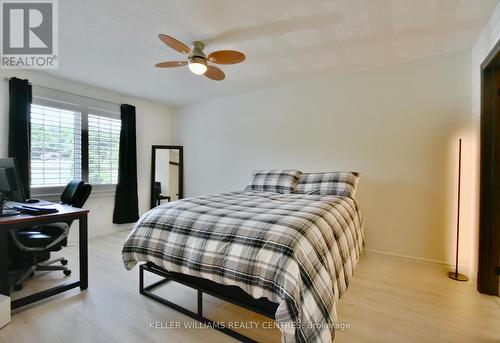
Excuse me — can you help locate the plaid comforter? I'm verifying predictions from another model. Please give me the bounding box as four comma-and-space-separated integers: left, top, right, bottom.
122, 191, 364, 342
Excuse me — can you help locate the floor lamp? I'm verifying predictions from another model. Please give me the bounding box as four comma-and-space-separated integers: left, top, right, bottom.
448, 138, 468, 281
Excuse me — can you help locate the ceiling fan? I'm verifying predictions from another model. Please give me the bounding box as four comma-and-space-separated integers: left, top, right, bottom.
155, 34, 246, 81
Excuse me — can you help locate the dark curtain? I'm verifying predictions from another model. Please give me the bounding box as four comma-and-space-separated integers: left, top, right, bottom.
113, 104, 139, 224
8, 77, 32, 199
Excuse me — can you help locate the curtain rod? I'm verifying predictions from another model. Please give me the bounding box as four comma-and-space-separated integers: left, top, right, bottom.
3, 77, 122, 107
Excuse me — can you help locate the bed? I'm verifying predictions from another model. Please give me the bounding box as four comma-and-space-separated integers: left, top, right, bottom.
122, 189, 364, 342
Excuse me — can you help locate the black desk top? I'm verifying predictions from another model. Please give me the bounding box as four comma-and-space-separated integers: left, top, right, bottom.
0, 202, 88, 228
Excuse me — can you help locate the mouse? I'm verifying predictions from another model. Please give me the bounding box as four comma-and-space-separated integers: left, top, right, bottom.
26, 198, 40, 204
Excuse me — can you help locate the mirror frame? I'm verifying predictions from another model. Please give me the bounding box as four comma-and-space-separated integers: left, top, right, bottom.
151, 145, 184, 209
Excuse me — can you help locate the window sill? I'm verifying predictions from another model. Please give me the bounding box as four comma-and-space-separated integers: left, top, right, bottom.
31, 185, 117, 200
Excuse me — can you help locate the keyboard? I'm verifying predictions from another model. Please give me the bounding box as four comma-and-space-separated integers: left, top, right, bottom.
12, 205, 59, 215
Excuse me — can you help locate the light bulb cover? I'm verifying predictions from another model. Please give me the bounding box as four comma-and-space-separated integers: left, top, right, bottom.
188, 57, 207, 75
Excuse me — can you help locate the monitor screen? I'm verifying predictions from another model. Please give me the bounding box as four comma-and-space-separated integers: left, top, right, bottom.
0, 167, 17, 192
0, 158, 26, 202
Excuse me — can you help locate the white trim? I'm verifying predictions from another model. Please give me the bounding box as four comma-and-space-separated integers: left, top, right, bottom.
32, 97, 83, 114
32, 86, 120, 118
365, 248, 451, 266
31, 185, 116, 201
365, 248, 448, 265
89, 187, 117, 198
31, 186, 65, 198
365, 248, 476, 280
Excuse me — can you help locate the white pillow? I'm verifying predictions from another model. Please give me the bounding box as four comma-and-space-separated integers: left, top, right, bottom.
245, 170, 302, 194
294, 172, 359, 197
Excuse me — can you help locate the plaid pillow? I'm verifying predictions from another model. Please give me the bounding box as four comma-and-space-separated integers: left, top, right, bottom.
245, 170, 302, 194
295, 172, 359, 197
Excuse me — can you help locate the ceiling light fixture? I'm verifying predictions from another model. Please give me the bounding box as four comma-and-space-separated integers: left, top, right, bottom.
155, 34, 246, 81
188, 56, 207, 75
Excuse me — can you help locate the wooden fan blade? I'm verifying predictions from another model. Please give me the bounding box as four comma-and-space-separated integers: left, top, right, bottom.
204, 65, 225, 81
158, 34, 191, 54
155, 61, 187, 68
208, 50, 246, 64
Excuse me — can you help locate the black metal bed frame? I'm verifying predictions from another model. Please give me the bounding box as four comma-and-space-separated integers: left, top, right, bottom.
140, 262, 279, 343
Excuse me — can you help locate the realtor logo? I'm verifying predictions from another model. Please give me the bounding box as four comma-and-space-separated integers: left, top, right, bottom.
0, 0, 58, 68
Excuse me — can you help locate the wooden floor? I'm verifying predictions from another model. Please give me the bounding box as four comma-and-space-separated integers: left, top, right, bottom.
0, 231, 499, 343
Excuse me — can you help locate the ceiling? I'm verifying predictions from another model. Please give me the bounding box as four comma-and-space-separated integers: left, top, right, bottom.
49, 0, 498, 106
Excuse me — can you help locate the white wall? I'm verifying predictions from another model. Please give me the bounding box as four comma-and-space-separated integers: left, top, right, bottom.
465, 2, 500, 280
0, 70, 172, 238
172, 51, 472, 267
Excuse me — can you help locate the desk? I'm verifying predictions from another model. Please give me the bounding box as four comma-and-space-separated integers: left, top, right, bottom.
0, 203, 88, 310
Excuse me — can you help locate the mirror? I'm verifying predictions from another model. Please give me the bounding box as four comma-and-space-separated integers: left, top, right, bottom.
151, 145, 183, 209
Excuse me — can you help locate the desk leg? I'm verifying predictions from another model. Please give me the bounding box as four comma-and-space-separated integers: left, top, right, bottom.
79, 214, 88, 290
0, 230, 9, 296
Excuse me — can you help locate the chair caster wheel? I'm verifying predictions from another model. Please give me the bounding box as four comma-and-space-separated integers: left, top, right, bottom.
63, 269, 72, 276
14, 284, 23, 291
61, 259, 68, 266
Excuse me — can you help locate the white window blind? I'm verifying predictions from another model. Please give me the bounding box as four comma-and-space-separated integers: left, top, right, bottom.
29, 87, 121, 195
30, 104, 82, 187
88, 114, 121, 185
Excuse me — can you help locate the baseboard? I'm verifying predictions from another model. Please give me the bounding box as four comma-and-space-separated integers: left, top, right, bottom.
365, 248, 458, 269
364, 248, 477, 280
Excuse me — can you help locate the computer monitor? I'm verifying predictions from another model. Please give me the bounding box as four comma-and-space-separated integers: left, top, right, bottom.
0, 158, 26, 202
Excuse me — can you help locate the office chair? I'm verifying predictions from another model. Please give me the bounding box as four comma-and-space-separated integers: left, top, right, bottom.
9, 180, 92, 291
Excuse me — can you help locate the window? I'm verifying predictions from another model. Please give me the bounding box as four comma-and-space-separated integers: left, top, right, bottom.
30, 104, 82, 187
29, 88, 121, 195
88, 114, 120, 185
